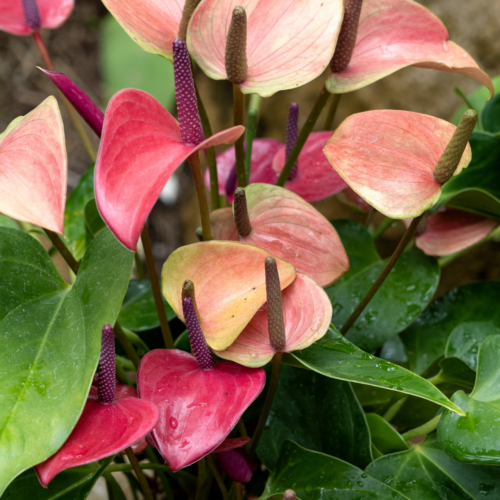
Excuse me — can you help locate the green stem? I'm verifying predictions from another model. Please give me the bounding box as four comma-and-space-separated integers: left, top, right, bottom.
104, 473, 127, 500
122, 326, 150, 354
207, 455, 229, 500
140, 225, 175, 349
233, 84, 247, 187
383, 396, 408, 422
245, 109, 258, 181
277, 85, 330, 186
195, 457, 208, 500
373, 218, 397, 241
427, 371, 445, 386
323, 93, 341, 130
237, 418, 248, 438
43, 229, 80, 274
249, 352, 283, 457
144, 447, 174, 500
401, 414, 442, 441
340, 214, 424, 336
134, 252, 146, 280
124, 447, 154, 500
114, 322, 141, 369
115, 361, 133, 385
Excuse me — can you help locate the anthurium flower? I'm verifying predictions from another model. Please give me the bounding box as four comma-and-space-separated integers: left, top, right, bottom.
137, 283, 265, 471
0, 96, 66, 234
324, 110, 475, 219
187, 0, 344, 97
35, 325, 159, 487
0, 0, 74, 35
162, 240, 296, 350
327, 0, 493, 95
211, 184, 349, 287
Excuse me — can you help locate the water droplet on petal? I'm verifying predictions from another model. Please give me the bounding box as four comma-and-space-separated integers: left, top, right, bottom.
170, 417, 178, 429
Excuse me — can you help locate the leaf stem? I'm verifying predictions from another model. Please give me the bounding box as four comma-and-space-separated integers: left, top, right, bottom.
43, 229, 80, 274
187, 152, 213, 241
373, 217, 397, 241
32, 31, 97, 161
401, 414, 442, 441
144, 447, 175, 500
207, 455, 229, 500
277, 85, 330, 186
233, 84, 247, 187
249, 352, 283, 457
340, 213, 424, 336
124, 447, 154, 500
114, 322, 141, 369
382, 396, 408, 422
323, 93, 341, 130
426, 371, 445, 386
134, 252, 146, 280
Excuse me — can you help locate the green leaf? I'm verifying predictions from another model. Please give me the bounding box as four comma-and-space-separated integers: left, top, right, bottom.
288, 326, 465, 416
0, 214, 19, 230
365, 414, 408, 455
174, 329, 190, 353
84, 199, 106, 244
437, 357, 475, 389
367, 434, 500, 499
482, 93, 500, 134
0, 228, 133, 494
400, 282, 500, 375
3, 457, 114, 499
438, 335, 500, 464
100, 15, 175, 111
257, 365, 372, 470
117, 280, 176, 332
64, 164, 95, 260
327, 221, 440, 352
259, 441, 407, 500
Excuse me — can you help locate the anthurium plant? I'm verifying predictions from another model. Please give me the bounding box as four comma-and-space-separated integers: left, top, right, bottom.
2, 0, 500, 498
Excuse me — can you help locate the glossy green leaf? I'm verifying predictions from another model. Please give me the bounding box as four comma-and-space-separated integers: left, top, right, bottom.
257, 365, 372, 470
327, 221, 440, 352
401, 282, 500, 375
365, 414, 408, 455
0, 228, 133, 494
0, 214, 19, 229
380, 335, 408, 366
437, 358, 475, 389
117, 280, 175, 332
3, 457, 114, 500
438, 335, 500, 464
64, 164, 95, 260
482, 94, 500, 134
289, 326, 465, 416
100, 15, 175, 111
367, 434, 500, 499
259, 441, 407, 500
84, 199, 106, 244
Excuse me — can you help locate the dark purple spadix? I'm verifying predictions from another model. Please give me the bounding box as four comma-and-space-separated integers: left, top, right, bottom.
233, 188, 252, 237
286, 103, 299, 181
225, 6, 248, 84
39, 68, 104, 138
265, 257, 286, 351
22, 0, 41, 31
182, 280, 215, 369
172, 38, 203, 146
98, 325, 116, 403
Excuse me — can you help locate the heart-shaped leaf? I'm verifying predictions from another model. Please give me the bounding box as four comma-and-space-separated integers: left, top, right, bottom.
137, 349, 265, 471
327, 221, 440, 352
327, 0, 493, 95
257, 365, 372, 470
324, 110, 472, 219
260, 440, 407, 499
288, 326, 465, 416
214, 273, 331, 367
0, 96, 66, 234
365, 413, 408, 455
367, 434, 500, 499
162, 241, 295, 350
272, 132, 347, 202
0, 0, 74, 35
95, 88, 244, 250
238, 183, 349, 287
187, 0, 344, 97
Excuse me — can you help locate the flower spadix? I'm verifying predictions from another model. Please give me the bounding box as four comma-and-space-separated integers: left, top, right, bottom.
95, 39, 244, 250
324, 109, 476, 219
35, 325, 159, 487
0, 96, 66, 234
187, 0, 344, 97
137, 283, 265, 471
327, 0, 493, 95
162, 240, 296, 350
214, 258, 331, 368
212, 184, 349, 287
0, 0, 74, 35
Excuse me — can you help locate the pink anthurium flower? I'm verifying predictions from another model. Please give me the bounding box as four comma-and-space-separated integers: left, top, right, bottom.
162, 240, 296, 350
137, 283, 265, 471
187, 0, 345, 97
0, 96, 66, 234
327, 0, 493, 95
0, 0, 74, 35
405, 208, 499, 257
211, 184, 349, 287
323, 110, 473, 219
35, 326, 159, 487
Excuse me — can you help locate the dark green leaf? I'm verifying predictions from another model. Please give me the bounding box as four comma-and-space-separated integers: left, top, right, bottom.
84, 199, 106, 243
104, 473, 127, 500
259, 441, 407, 500
118, 280, 176, 332
437, 358, 475, 389
327, 221, 440, 352
481, 93, 500, 134
380, 335, 408, 365
365, 413, 408, 455
0, 228, 133, 494
289, 326, 464, 416
174, 329, 190, 353
257, 365, 372, 470
367, 434, 500, 499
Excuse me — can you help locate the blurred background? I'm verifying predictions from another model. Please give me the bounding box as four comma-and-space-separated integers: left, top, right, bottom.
1, 0, 500, 297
